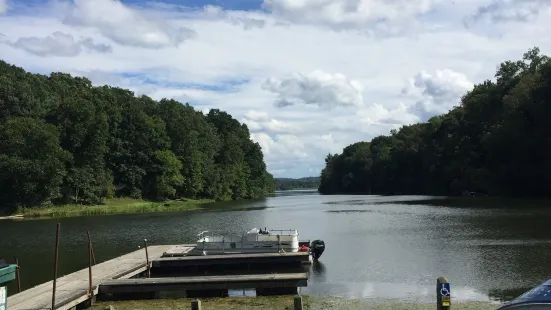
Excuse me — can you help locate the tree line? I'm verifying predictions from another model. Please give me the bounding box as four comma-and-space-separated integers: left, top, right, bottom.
319, 47, 551, 197
274, 177, 320, 190
0, 60, 275, 213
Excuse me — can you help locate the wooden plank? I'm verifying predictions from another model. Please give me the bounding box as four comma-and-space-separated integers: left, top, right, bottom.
7, 280, 85, 309
99, 273, 309, 294
7, 245, 172, 310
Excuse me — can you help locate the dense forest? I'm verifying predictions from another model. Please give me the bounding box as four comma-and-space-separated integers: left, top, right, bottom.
319, 47, 551, 197
0, 61, 275, 213
274, 177, 320, 190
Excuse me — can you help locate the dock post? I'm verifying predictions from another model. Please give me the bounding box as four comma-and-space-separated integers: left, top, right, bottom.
294, 295, 303, 310
88, 233, 93, 300
144, 239, 150, 278
14, 256, 21, 293
52, 223, 60, 310
87, 231, 96, 265
191, 299, 202, 310
436, 276, 451, 310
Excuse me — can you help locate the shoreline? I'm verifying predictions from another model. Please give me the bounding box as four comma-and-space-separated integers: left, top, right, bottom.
89, 296, 501, 310
0, 197, 214, 220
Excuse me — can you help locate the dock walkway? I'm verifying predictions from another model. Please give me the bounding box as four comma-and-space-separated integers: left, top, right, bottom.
7, 245, 172, 310
99, 273, 308, 294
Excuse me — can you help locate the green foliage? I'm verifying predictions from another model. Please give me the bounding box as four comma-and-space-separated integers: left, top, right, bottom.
319, 47, 551, 197
0, 117, 70, 211
275, 177, 320, 190
151, 149, 184, 200
0, 61, 274, 213
16, 197, 211, 218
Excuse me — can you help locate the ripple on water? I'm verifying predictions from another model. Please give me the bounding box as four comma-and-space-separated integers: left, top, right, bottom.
2, 194, 551, 304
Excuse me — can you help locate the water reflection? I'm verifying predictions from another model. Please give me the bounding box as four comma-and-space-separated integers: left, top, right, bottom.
304, 281, 493, 303
311, 261, 327, 282
1, 193, 551, 305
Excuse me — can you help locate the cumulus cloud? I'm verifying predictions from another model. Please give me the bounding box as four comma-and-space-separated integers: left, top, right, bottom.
2, 0, 551, 177
241, 110, 299, 133
6, 32, 112, 57
263, 0, 440, 29
357, 103, 420, 125
252, 130, 367, 176
63, 0, 196, 48
262, 71, 364, 109
402, 69, 473, 120
202, 5, 266, 30
469, 0, 551, 24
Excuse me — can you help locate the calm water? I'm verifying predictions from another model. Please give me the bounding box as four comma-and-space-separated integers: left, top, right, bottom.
2, 191, 551, 305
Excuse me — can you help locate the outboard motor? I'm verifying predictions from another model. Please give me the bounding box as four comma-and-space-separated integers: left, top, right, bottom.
309, 240, 325, 260
497, 279, 551, 309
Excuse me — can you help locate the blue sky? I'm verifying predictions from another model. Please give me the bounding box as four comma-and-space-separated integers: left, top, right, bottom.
1, 0, 551, 177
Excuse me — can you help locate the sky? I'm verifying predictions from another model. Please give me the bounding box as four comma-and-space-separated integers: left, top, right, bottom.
1, 0, 551, 178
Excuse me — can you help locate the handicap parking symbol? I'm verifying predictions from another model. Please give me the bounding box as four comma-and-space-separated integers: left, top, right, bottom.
440, 283, 451, 296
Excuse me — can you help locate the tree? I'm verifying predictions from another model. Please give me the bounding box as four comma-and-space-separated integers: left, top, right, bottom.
0, 117, 70, 211
318, 47, 551, 198
0, 60, 275, 213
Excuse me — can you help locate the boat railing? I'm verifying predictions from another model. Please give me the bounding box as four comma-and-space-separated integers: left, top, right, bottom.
267, 229, 298, 235
197, 230, 245, 253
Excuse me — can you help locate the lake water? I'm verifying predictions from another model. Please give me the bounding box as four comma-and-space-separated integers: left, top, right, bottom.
2, 191, 551, 305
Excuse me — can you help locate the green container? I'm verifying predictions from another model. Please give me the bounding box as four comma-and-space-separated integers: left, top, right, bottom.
0, 265, 16, 310
0, 265, 16, 285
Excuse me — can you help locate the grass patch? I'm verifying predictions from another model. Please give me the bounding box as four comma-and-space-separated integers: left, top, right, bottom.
15, 197, 213, 219
89, 296, 498, 310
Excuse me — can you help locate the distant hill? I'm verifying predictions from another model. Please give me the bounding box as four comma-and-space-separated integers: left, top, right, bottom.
274, 177, 320, 191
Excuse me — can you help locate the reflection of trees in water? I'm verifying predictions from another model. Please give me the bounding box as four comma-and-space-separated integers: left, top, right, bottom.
395, 197, 551, 298
488, 287, 532, 302
311, 260, 327, 282
460, 209, 551, 296
392, 197, 551, 212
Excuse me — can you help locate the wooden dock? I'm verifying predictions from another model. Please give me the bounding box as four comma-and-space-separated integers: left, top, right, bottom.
7, 245, 172, 310
8, 244, 312, 309
99, 273, 308, 294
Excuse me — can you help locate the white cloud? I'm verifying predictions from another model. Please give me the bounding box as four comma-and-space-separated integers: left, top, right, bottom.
241, 110, 299, 133
469, 0, 551, 24
263, 0, 441, 29
262, 71, 364, 109
202, 5, 266, 30
402, 69, 474, 120
63, 0, 196, 48
1, 0, 551, 177
5, 32, 112, 57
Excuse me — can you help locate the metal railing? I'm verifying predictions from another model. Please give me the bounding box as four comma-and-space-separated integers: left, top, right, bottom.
265, 229, 298, 235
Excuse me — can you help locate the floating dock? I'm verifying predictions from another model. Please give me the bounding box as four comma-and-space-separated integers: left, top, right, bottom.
99, 273, 308, 296
8, 244, 311, 309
